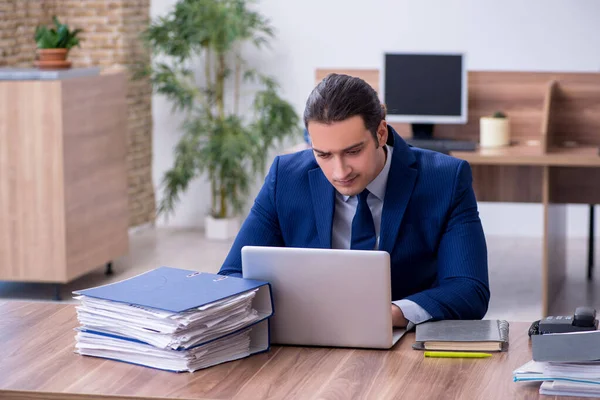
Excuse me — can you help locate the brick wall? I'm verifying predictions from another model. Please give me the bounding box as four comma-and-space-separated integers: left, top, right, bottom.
0, 0, 156, 227
0, 1, 54, 66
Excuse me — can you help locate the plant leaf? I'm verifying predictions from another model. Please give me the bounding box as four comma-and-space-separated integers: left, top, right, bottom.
35, 16, 82, 49
138, 0, 301, 218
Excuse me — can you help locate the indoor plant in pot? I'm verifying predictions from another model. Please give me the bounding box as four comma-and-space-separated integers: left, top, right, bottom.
34, 16, 82, 70
480, 111, 511, 148
138, 0, 300, 240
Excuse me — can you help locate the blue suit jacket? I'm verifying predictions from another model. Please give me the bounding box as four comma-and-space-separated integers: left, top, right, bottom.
219, 127, 490, 320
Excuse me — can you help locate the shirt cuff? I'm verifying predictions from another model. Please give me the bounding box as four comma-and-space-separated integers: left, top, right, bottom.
392, 299, 433, 328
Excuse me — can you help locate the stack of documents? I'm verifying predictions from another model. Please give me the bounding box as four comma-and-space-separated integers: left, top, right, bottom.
73, 267, 273, 372
515, 329, 600, 396
514, 360, 600, 397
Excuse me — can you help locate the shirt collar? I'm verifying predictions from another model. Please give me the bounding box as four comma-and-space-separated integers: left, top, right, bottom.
341, 144, 393, 202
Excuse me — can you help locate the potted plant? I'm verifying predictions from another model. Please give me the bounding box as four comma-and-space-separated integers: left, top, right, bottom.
34, 16, 82, 70
137, 0, 300, 240
480, 111, 511, 148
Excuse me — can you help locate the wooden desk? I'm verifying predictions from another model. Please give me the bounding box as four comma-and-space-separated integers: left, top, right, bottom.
450, 144, 600, 319
452, 144, 600, 167
290, 137, 598, 317
313, 68, 600, 317
0, 301, 550, 400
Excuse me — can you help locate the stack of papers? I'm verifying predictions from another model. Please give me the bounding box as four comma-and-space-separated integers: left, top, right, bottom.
540, 380, 600, 397
73, 267, 273, 372
514, 360, 600, 397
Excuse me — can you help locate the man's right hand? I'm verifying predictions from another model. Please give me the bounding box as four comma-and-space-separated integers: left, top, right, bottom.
391, 304, 408, 328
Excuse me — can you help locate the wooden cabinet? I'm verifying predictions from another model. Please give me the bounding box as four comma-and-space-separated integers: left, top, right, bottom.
0, 70, 129, 283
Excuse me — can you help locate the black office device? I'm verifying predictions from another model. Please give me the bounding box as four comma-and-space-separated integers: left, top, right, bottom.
528, 306, 598, 336
382, 52, 475, 154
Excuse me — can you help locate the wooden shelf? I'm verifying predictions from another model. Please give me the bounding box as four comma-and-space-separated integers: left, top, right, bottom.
451, 144, 600, 167
284, 140, 600, 167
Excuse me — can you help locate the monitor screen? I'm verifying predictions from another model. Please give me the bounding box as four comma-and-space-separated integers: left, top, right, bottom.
383, 53, 467, 124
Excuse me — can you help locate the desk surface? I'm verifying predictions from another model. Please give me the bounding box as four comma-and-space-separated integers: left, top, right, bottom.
285, 141, 600, 167
0, 301, 557, 400
451, 143, 600, 166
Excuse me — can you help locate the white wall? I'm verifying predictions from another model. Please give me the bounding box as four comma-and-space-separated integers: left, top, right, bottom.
151, 0, 600, 236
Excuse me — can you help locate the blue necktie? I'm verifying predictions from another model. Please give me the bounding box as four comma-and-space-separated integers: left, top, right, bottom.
351, 189, 376, 250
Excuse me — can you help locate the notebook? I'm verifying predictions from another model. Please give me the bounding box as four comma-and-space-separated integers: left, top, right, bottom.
413, 319, 509, 352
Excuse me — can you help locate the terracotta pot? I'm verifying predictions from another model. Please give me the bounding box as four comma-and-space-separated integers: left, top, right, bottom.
34, 48, 71, 70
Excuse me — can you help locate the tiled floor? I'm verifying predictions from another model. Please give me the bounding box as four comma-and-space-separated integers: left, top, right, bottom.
0, 227, 597, 325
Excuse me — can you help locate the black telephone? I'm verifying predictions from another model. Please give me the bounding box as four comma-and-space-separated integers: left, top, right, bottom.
528, 306, 598, 337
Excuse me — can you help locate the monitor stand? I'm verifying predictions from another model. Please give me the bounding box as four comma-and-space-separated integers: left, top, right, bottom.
404, 123, 476, 154
411, 123, 435, 140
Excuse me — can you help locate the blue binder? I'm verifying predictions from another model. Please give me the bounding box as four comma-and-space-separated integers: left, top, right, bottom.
75, 318, 272, 373
73, 266, 274, 372
73, 266, 274, 314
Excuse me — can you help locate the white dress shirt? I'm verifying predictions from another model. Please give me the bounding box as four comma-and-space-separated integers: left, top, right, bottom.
331, 144, 432, 329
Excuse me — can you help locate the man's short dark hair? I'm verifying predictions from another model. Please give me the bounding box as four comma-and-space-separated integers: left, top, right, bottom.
303, 73, 386, 143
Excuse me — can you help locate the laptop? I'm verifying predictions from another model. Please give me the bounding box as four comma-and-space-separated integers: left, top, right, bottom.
241, 246, 406, 349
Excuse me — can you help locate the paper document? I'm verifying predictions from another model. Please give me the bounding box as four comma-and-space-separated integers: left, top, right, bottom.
513, 360, 600, 385
75, 326, 253, 372
72, 267, 274, 372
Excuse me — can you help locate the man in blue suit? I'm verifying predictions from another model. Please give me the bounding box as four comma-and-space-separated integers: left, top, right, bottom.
219, 73, 490, 329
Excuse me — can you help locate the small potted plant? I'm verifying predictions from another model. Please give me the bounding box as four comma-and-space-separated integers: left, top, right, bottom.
480, 111, 511, 148
34, 16, 82, 70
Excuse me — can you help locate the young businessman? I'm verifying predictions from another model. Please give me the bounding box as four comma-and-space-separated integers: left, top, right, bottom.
218, 73, 490, 329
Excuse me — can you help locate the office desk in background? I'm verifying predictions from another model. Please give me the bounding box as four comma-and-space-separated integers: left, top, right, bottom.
310, 68, 600, 317
0, 301, 542, 400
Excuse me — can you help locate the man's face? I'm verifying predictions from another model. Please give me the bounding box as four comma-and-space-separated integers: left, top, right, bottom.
308, 116, 388, 197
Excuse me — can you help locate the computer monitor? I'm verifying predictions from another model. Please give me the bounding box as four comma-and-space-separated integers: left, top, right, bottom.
382, 52, 467, 141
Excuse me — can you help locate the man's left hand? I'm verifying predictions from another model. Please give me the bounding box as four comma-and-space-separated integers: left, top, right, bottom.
391, 304, 408, 328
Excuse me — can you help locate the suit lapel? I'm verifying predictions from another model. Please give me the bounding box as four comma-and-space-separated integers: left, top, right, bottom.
379, 128, 418, 254
309, 168, 335, 248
